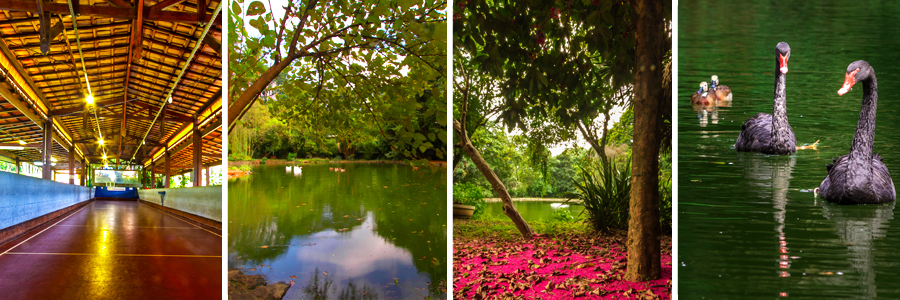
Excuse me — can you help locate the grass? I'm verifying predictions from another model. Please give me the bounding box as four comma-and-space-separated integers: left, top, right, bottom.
454, 214, 595, 242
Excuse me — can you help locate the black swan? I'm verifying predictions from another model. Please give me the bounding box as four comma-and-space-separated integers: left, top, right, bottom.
735, 42, 796, 155
819, 60, 895, 204
690, 81, 714, 106
711, 75, 733, 101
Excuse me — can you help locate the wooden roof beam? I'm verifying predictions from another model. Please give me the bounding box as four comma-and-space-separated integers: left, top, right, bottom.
0, 1, 221, 25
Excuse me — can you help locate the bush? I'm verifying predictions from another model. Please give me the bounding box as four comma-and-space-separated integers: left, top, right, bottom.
287, 152, 297, 161
659, 170, 672, 235
552, 207, 577, 223
569, 157, 631, 232
260, 157, 267, 164
454, 182, 488, 217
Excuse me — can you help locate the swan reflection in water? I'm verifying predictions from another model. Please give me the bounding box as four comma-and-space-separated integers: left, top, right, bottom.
739, 154, 796, 280
820, 201, 894, 299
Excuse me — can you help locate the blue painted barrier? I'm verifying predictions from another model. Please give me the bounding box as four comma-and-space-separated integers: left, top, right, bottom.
94, 186, 138, 199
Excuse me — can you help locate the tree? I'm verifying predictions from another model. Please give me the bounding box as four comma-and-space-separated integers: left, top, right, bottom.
228, 0, 447, 159
454, 58, 535, 239
455, 0, 670, 281
624, 0, 667, 282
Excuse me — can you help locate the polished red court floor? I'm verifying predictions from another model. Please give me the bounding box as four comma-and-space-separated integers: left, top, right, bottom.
0, 200, 221, 300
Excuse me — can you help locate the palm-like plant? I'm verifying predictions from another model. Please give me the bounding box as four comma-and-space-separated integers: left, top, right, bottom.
569, 156, 632, 232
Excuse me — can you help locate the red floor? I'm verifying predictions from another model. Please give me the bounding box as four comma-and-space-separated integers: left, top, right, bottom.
0, 200, 222, 300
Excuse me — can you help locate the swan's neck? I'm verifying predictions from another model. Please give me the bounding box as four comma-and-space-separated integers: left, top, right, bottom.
849, 76, 877, 166
771, 72, 790, 142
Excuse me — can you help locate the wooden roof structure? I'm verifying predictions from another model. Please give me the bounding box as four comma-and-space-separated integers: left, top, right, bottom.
0, 0, 222, 184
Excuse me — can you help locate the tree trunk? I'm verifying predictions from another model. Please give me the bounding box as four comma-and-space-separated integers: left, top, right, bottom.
454, 119, 535, 239
625, 0, 663, 282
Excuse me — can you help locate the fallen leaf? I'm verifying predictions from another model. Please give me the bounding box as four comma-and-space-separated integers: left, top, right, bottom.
260, 246, 268, 249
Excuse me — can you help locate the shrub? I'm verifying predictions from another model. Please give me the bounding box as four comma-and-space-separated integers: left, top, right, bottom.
569, 157, 631, 232
552, 207, 577, 223
287, 152, 297, 161
659, 170, 672, 235
454, 182, 488, 217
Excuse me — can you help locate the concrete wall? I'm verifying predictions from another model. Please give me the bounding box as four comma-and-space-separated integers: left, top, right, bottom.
0, 172, 94, 230
138, 186, 222, 222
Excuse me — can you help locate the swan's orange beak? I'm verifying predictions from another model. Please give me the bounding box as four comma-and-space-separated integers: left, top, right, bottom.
779, 53, 789, 74
838, 68, 859, 96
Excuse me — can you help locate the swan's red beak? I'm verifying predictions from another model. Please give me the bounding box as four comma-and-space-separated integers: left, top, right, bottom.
838, 68, 859, 96
779, 53, 789, 74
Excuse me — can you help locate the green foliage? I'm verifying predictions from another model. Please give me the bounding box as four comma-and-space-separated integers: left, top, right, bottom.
570, 156, 632, 232
230, 0, 447, 161
659, 153, 672, 235
454, 122, 591, 199
453, 182, 488, 217
287, 152, 297, 161
552, 207, 577, 223
608, 107, 635, 147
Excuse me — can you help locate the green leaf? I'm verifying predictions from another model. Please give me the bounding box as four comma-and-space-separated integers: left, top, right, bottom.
232, 1, 242, 14
246, 1, 266, 16
536, 71, 549, 87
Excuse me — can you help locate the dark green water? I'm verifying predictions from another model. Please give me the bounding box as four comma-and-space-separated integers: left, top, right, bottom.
228, 163, 447, 299
680, 1, 900, 298
484, 201, 585, 221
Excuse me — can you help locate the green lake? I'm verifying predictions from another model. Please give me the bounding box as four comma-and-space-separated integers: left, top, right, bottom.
484, 200, 585, 222
228, 163, 447, 299
680, 1, 900, 298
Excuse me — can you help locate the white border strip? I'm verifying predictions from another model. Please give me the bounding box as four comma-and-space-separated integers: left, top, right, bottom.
0, 202, 92, 257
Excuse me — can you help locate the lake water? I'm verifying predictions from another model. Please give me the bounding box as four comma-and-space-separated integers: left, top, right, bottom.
228, 163, 447, 299
679, 1, 900, 298
483, 200, 586, 222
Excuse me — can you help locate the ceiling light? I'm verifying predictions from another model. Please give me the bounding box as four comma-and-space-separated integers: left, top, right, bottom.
17, 140, 26, 145
167, 96, 173, 104
0, 146, 24, 150
98, 138, 104, 145
51, 157, 57, 162
102, 154, 107, 160
86, 94, 94, 105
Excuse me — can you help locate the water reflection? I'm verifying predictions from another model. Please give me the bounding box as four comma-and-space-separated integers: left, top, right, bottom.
229, 164, 447, 299
301, 268, 381, 300
740, 155, 796, 280
692, 98, 730, 127
820, 202, 894, 299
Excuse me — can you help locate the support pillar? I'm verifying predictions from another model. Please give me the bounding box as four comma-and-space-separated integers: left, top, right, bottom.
192, 116, 202, 187
205, 164, 210, 186
15, 156, 20, 174
41, 118, 53, 180
151, 164, 156, 188
80, 158, 86, 186
68, 145, 75, 184
164, 150, 170, 188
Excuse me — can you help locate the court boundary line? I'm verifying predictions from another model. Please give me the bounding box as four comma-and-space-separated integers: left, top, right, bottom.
4, 252, 221, 258
137, 201, 222, 237
55, 224, 204, 229
0, 201, 93, 257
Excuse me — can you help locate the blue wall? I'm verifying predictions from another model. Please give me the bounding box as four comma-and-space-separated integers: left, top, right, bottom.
0, 172, 94, 230
95, 186, 139, 198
